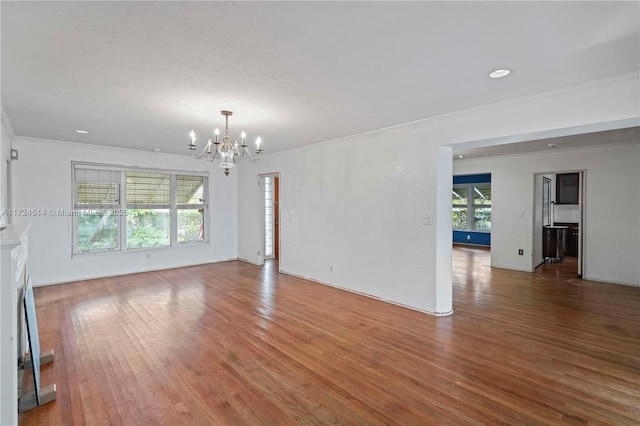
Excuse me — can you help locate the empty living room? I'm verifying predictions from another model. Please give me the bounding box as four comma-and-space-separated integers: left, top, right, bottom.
1, 2, 638, 425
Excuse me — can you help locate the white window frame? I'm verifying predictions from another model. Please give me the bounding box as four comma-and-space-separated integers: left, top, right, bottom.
72, 162, 209, 255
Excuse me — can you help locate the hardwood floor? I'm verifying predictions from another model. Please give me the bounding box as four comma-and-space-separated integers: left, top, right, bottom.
20, 248, 640, 425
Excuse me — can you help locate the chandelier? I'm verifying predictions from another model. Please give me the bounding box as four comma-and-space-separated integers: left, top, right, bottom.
188, 110, 263, 176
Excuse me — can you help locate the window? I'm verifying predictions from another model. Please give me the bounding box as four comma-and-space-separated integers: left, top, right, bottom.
176, 175, 206, 244
73, 164, 207, 254
264, 176, 274, 257
452, 182, 491, 232
126, 172, 171, 249
452, 186, 468, 230
472, 183, 491, 231
74, 168, 120, 251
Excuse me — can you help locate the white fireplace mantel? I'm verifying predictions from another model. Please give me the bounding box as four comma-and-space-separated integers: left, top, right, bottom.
1, 224, 30, 426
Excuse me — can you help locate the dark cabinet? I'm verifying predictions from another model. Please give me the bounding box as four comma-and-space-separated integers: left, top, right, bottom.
556, 173, 579, 204
543, 226, 567, 262
555, 222, 579, 257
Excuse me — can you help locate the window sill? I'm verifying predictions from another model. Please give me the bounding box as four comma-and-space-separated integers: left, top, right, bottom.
73, 241, 208, 257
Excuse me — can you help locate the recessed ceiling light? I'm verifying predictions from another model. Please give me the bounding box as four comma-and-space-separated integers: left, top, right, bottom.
75, 129, 89, 134
153, 148, 161, 152
458, 154, 464, 158
488, 68, 511, 79
548, 143, 556, 149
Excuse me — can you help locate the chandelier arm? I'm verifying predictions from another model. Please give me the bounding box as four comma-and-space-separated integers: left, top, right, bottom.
209, 148, 219, 162
242, 146, 261, 161
190, 140, 215, 159
190, 149, 206, 159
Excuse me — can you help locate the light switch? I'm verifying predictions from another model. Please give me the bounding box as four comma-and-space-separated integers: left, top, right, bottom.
423, 214, 432, 225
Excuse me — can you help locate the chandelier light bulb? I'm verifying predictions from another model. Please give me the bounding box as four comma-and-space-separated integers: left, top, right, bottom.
190, 130, 196, 143
214, 128, 219, 136
256, 136, 262, 150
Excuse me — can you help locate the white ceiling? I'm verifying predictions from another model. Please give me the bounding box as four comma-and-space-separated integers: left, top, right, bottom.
2, 1, 639, 157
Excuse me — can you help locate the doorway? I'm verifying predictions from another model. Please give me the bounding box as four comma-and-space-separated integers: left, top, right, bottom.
263, 174, 280, 259
533, 170, 584, 277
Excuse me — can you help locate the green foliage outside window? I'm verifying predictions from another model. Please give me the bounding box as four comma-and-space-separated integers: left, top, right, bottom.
452, 207, 467, 230
77, 211, 117, 251
126, 209, 170, 248
474, 208, 491, 231
178, 209, 204, 243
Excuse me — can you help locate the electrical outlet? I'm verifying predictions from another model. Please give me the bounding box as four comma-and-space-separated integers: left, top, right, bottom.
466, 235, 471, 240
518, 249, 524, 255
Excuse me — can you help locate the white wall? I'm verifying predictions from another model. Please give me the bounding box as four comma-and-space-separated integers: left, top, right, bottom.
11, 137, 238, 286
0, 106, 14, 223
555, 204, 580, 223
454, 143, 640, 286
0, 106, 9, 426
238, 128, 453, 315
238, 73, 639, 313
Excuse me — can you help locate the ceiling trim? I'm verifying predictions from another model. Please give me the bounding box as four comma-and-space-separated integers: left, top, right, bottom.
451, 117, 640, 151
1, 102, 16, 139
455, 137, 639, 163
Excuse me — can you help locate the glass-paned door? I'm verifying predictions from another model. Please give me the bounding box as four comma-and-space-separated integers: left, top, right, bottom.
265, 176, 274, 258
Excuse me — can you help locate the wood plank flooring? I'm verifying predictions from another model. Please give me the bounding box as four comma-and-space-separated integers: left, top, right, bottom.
19, 248, 640, 425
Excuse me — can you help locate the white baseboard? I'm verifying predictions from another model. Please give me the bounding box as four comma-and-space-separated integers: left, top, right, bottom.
278, 269, 453, 317
32, 258, 237, 287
